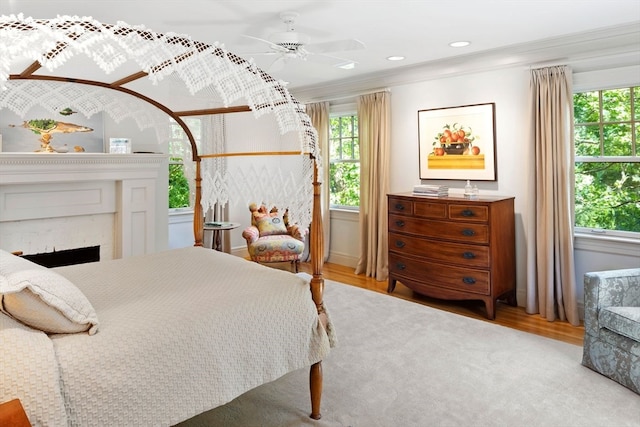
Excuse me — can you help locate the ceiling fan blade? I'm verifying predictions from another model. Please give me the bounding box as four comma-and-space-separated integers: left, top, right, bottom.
242, 34, 290, 53
305, 39, 365, 54
240, 52, 280, 57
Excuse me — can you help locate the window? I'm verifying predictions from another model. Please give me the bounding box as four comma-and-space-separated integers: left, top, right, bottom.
168, 118, 201, 209
574, 86, 640, 235
329, 114, 360, 209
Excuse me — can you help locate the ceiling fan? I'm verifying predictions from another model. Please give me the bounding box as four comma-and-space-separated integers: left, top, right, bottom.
241, 11, 365, 71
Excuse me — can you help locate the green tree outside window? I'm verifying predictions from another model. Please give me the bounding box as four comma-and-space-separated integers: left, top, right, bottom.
169, 159, 190, 208
168, 117, 201, 209
574, 87, 640, 233
329, 115, 360, 208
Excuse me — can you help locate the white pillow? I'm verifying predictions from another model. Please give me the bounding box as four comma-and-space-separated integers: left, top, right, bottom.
0, 248, 42, 276
0, 250, 99, 335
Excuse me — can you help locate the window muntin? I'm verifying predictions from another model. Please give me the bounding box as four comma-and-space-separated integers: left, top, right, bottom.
329, 114, 360, 209
574, 86, 640, 235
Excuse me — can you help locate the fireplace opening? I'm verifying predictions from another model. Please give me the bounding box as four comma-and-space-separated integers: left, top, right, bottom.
21, 245, 100, 268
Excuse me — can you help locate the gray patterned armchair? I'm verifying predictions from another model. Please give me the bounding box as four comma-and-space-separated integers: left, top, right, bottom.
582, 268, 640, 394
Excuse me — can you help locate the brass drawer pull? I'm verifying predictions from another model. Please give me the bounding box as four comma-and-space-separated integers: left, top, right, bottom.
395, 203, 405, 211
462, 229, 475, 236
395, 220, 405, 227
461, 209, 475, 217
396, 263, 406, 270
462, 277, 476, 285
462, 251, 476, 259
395, 240, 406, 248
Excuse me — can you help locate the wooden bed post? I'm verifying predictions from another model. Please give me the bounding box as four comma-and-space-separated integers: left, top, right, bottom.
309, 158, 325, 420
193, 158, 204, 247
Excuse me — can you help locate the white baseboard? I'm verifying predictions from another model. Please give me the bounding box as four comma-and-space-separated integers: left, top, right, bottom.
327, 250, 358, 268
515, 289, 585, 321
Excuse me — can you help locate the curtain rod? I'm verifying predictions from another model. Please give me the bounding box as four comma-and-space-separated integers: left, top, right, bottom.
298, 87, 390, 104
526, 61, 570, 70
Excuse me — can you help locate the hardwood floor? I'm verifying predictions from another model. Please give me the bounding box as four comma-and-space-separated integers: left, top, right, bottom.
299, 261, 585, 347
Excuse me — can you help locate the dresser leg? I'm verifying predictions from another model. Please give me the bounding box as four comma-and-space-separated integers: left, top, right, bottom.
485, 299, 496, 320
387, 278, 397, 293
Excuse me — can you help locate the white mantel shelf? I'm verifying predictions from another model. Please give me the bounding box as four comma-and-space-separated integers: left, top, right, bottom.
0, 153, 168, 184
0, 153, 169, 259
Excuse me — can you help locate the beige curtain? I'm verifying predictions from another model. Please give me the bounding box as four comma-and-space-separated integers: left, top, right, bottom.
305, 102, 331, 261
527, 65, 580, 326
355, 91, 390, 280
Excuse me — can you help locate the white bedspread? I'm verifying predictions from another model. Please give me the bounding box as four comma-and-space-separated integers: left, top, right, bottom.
3, 246, 333, 426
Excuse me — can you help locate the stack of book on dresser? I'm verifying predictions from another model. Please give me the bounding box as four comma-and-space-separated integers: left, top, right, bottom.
412, 184, 449, 197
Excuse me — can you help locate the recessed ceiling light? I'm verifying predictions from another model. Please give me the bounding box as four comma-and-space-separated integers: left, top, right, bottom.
449, 41, 470, 48
337, 61, 356, 70
387, 56, 405, 61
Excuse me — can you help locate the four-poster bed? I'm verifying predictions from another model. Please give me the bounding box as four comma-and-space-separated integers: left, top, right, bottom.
0, 15, 331, 425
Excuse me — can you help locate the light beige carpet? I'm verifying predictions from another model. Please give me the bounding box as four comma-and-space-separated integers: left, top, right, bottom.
180, 276, 640, 427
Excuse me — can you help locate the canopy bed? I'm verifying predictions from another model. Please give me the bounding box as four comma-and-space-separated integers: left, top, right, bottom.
0, 15, 330, 425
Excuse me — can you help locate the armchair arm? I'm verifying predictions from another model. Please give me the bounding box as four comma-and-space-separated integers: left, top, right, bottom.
583, 268, 640, 336
242, 226, 260, 244
288, 225, 308, 242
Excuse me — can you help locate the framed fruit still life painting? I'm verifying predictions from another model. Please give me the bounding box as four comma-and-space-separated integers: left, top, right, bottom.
418, 102, 497, 181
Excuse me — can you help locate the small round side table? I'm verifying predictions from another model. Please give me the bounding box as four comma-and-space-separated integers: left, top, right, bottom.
203, 222, 240, 252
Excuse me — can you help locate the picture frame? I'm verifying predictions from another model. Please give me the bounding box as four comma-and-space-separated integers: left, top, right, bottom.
109, 137, 132, 154
418, 102, 497, 181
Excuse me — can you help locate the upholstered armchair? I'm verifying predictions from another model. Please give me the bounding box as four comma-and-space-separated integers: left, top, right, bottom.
582, 268, 640, 394
242, 204, 307, 272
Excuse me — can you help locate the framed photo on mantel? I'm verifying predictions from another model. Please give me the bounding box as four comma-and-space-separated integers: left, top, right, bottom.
109, 137, 132, 154
418, 102, 497, 181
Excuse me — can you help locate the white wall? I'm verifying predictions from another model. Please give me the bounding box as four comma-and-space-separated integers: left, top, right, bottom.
103, 115, 164, 153
168, 209, 195, 249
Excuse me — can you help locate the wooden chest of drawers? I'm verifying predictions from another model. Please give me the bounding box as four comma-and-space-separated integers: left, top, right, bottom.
387, 193, 516, 319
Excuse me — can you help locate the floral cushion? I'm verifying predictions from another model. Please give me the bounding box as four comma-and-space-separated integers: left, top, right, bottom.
246, 235, 305, 263
255, 214, 288, 236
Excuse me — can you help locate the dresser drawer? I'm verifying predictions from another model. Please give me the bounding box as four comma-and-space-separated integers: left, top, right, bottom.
389, 232, 490, 268
413, 200, 447, 219
388, 198, 413, 215
448, 204, 489, 222
389, 214, 489, 244
389, 253, 490, 295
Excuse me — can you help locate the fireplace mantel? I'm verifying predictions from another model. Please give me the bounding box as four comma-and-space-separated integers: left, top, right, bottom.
0, 153, 167, 183
0, 153, 169, 259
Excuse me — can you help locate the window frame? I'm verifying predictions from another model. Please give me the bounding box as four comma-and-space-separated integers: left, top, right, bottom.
573, 85, 640, 240
328, 109, 360, 211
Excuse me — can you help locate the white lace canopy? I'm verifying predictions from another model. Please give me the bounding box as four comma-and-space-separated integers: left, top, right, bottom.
0, 14, 320, 231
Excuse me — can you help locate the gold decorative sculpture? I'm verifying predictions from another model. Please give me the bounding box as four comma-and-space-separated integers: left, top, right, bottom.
10, 119, 93, 152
